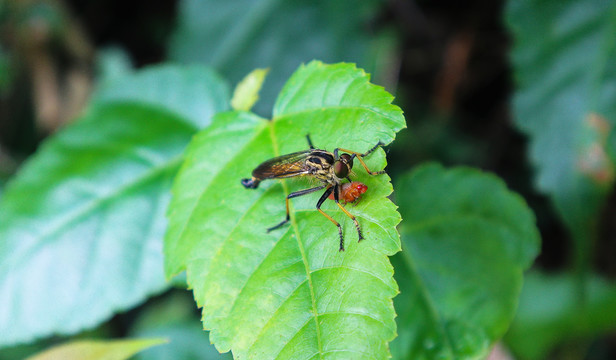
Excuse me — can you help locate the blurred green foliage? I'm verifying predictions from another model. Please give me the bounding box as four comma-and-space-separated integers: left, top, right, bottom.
506, 0, 616, 358
129, 292, 231, 360
25, 338, 166, 360
391, 163, 539, 359
168, 0, 391, 116
0, 46, 12, 94
506, 272, 616, 359
507, 0, 616, 290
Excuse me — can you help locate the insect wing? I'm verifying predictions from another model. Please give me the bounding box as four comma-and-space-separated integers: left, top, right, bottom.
252, 150, 312, 179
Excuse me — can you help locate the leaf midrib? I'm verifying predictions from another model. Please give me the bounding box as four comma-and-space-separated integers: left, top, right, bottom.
1, 155, 183, 275
269, 121, 324, 359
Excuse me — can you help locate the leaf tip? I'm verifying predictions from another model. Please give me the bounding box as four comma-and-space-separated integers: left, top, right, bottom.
231, 68, 270, 112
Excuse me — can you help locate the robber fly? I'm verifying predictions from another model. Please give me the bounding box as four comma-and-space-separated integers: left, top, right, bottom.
241, 135, 384, 251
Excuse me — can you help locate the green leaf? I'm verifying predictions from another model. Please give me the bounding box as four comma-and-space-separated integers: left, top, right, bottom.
390, 163, 540, 359
506, 271, 616, 360
231, 68, 269, 112
26, 338, 166, 360
0, 65, 229, 346
165, 61, 405, 358
92, 65, 230, 129
168, 0, 383, 115
506, 1, 616, 270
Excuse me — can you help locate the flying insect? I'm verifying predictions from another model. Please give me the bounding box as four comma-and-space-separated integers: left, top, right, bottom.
241, 135, 384, 251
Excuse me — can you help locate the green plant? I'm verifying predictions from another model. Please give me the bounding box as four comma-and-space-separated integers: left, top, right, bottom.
2, 0, 616, 358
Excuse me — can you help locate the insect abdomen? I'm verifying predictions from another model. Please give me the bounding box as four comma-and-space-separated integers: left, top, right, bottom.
241, 177, 260, 189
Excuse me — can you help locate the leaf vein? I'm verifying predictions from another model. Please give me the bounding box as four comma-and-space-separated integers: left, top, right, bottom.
319, 310, 388, 328
3, 155, 182, 274
223, 225, 294, 341
273, 315, 315, 360
246, 276, 310, 354
273, 106, 400, 134
310, 265, 396, 293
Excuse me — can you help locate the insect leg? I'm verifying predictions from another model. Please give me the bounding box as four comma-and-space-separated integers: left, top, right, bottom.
316, 185, 345, 251
306, 134, 315, 149
333, 183, 364, 243
361, 142, 384, 157
267, 184, 327, 232
335, 143, 386, 176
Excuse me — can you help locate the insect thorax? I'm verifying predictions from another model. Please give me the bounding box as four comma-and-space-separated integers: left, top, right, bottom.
305, 154, 341, 185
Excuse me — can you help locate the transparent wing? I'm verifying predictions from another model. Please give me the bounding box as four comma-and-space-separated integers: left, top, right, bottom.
252, 150, 312, 179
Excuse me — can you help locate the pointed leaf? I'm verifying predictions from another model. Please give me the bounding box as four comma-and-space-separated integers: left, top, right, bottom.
390, 163, 540, 359
231, 68, 269, 112
26, 338, 166, 360
0, 66, 229, 345
165, 61, 405, 359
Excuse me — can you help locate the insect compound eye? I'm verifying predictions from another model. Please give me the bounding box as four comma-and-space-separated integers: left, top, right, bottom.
340, 153, 353, 169
334, 159, 349, 178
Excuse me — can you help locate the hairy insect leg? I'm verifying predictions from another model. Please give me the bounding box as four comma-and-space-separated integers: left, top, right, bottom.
306, 134, 315, 149
335, 142, 386, 176
267, 184, 327, 232
316, 185, 345, 251
333, 183, 364, 242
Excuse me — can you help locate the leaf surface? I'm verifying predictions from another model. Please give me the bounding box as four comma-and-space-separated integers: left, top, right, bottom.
0, 65, 229, 345
92, 65, 229, 129
390, 163, 540, 359
165, 61, 405, 359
